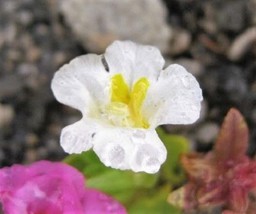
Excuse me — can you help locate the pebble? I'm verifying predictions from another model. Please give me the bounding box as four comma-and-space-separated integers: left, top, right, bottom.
25, 133, 39, 147
0, 104, 14, 128
0, 0, 256, 170
173, 58, 203, 77
248, 0, 256, 24
200, 65, 248, 105
214, 0, 247, 33
60, 0, 172, 53
169, 28, 191, 55
17, 63, 41, 90
24, 148, 38, 164
228, 27, 256, 61
196, 122, 219, 145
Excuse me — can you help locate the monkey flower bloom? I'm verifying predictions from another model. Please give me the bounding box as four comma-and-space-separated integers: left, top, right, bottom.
0, 161, 126, 214
51, 40, 203, 173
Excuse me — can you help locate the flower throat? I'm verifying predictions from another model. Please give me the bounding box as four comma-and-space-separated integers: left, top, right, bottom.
107, 74, 150, 128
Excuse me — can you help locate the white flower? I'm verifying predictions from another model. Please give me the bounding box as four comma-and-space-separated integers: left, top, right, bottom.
51, 41, 203, 174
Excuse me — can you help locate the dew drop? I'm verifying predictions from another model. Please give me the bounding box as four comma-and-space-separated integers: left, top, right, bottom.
108, 146, 125, 166
147, 46, 153, 51
62, 132, 76, 143
181, 75, 190, 88
132, 130, 145, 139
144, 157, 160, 173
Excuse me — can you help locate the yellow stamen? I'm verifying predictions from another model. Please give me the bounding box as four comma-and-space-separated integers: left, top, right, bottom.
110, 74, 129, 104
109, 74, 150, 128
129, 77, 150, 128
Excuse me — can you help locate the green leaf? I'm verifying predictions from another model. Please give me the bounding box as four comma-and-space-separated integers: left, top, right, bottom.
64, 150, 108, 177
87, 170, 158, 203
157, 127, 189, 185
64, 150, 158, 204
128, 186, 182, 214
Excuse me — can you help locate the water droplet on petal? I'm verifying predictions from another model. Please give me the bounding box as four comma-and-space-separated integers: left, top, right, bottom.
144, 157, 160, 173
132, 130, 145, 139
62, 132, 76, 143
181, 75, 190, 88
108, 146, 125, 166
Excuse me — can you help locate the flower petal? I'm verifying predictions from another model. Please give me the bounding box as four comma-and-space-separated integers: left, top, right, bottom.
143, 64, 202, 127
93, 128, 166, 173
129, 129, 167, 174
60, 119, 99, 154
0, 161, 87, 214
93, 128, 133, 170
82, 189, 126, 214
51, 54, 109, 115
104, 40, 165, 85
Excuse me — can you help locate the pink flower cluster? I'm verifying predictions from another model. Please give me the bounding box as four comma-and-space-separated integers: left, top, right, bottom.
0, 161, 126, 214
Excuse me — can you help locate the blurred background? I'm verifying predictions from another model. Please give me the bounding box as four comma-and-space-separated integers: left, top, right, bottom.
0, 0, 256, 168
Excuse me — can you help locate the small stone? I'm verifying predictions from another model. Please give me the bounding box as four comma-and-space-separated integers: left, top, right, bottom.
169, 28, 191, 55
37, 147, 48, 159
17, 10, 33, 26
228, 27, 256, 61
199, 2, 218, 34
53, 51, 69, 67
173, 58, 203, 77
25, 133, 39, 147
60, 0, 172, 53
196, 122, 219, 144
0, 104, 14, 128
190, 38, 220, 66
244, 62, 256, 91
17, 63, 40, 90
26, 45, 42, 62
248, 0, 256, 24
3, 24, 17, 44
215, 0, 247, 33
24, 148, 38, 164
200, 65, 248, 105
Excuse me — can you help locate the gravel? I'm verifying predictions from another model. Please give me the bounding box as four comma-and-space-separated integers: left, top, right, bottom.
1, 0, 256, 166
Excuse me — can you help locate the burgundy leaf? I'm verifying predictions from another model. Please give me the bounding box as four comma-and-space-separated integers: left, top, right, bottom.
214, 108, 249, 163
172, 108, 256, 213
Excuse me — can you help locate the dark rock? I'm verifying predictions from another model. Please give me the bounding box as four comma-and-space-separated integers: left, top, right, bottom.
214, 0, 248, 33
201, 65, 248, 107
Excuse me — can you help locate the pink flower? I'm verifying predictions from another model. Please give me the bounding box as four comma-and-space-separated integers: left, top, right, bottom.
0, 161, 126, 214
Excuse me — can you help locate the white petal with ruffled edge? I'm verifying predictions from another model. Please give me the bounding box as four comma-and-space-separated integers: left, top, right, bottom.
142, 64, 203, 127
51, 41, 203, 174
93, 128, 167, 174
104, 40, 165, 86
92, 128, 133, 170
60, 119, 99, 154
51, 54, 109, 116
129, 129, 167, 173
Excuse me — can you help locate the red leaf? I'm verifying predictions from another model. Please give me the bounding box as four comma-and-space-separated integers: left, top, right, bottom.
181, 153, 213, 181
228, 187, 249, 213
214, 108, 249, 163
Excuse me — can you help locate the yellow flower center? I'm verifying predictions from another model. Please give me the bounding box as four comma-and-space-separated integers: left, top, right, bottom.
107, 74, 150, 128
